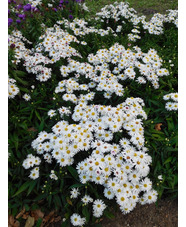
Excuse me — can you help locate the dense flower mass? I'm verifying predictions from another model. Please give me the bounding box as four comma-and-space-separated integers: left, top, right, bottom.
8, 76, 20, 98
8, 1, 177, 226
95, 2, 177, 39
163, 93, 178, 111
24, 96, 156, 215
58, 17, 115, 37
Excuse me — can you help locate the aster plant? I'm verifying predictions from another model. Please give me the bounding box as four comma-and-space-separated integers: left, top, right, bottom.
8, 1, 178, 226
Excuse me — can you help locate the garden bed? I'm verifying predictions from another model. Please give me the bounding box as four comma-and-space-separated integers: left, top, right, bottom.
8, 0, 178, 226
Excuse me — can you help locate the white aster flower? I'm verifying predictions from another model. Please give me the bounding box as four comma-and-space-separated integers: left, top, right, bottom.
70, 188, 80, 199
23, 93, 31, 101
48, 109, 57, 117
70, 213, 86, 226
81, 195, 93, 204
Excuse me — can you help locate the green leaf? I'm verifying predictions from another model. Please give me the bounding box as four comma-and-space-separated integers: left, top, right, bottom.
167, 122, 173, 131
48, 195, 52, 206
24, 204, 30, 212
19, 87, 30, 93
38, 120, 45, 132
27, 180, 38, 196
15, 70, 27, 77
61, 219, 70, 227
82, 206, 90, 222
60, 179, 64, 191
69, 183, 84, 189
14, 75, 29, 86
54, 194, 62, 208
93, 224, 102, 227
12, 207, 18, 217
31, 203, 39, 211
151, 134, 164, 141
13, 181, 31, 197
35, 110, 41, 121
67, 166, 79, 181
36, 218, 43, 227
29, 109, 34, 121
104, 210, 115, 219
34, 193, 47, 202
164, 157, 173, 164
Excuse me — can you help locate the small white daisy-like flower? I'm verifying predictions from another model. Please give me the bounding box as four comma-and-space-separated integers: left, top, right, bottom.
48, 109, 57, 117
143, 189, 158, 204
23, 93, 31, 101
81, 195, 93, 204
70, 213, 86, 226
49, 170, 58, 180
165, 102, 174, 111
136, 76, 146, 84
103, 188, 115, 200
29, 167, 39, 180
93, 199, 107, 217
70, 188, 80, 199
158, 175, 163, 180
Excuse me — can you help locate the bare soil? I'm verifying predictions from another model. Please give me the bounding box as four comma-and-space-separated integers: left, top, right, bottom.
101, 199, 178, 227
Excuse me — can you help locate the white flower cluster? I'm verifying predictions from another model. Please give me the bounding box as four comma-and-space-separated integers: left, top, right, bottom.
58, 18, 115, 37
22, 154, 41, 169
23, 52, 52, 82
69, 188, 106, 225
8, 77, 20, 99
8, 30, 32, 65
93, 199, 107, 217
79, 3, 89, 12
96, 2, 137, 22
37, 25, 81, 61
70, 188, 94, 205
49, 106, 71, 119
163, 93, 178, 111
74, 99, 157, 214
23, 95, 157, 213
30, 122, 93, 167
142, 10, 177, 35
72, 98, 146, 146
22, 154, 41, 179
87, 43, 169, 89
23, 25, 81, 82
164, 10, 178, 27
95, 2, 177, 39
50, 170, 58, 180
8, 30, 52, 82
53, 44, 169, 104
9, 26, 82, 82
